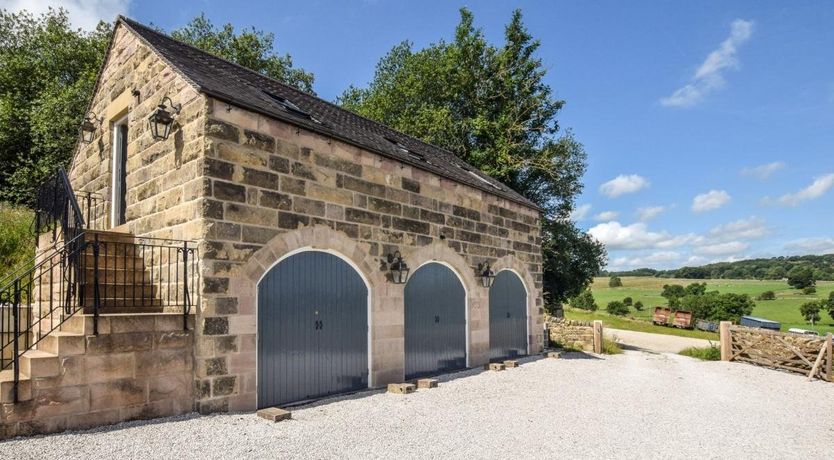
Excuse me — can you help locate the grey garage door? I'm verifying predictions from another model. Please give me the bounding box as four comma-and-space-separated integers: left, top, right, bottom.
489, 270, 527, 361
257, 251, 368, 408
404, 262, 466, 380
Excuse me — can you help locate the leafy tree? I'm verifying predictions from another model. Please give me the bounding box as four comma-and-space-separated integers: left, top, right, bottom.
756, 290, 776, 301
802, 285, 816, 295
170, 13, 314, 94
787, 266, 815, 290
684, 282, 707, 297
568, 289, 597, 312
800, 301, 821, 326
661, 284, 686, 308
340, 9, 605, 308
0, 8, 111, 205
622, 296, 633, 306
766, 266, 787, 280
609, 276, 622, 288
633, 300, 644, 311
680, 291, 754, 322
606, 300, 629, 316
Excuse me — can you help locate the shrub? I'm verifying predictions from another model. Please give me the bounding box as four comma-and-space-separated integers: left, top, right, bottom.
606, 300, 629, 316
609, 276, 622, 288
802, 286, 816, 295
622, 296, 633, 306
633, 300, 644, 311
569, 290, 597, 311
756, 290, 776, 301
602, 339, 622, 355
679, 345, 721, 361
787, 266, 815, 290
0, 204, 34, 281
828, 292, 834, 321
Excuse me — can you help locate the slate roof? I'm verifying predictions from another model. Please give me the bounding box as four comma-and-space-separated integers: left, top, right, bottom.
118, 17, 538, 210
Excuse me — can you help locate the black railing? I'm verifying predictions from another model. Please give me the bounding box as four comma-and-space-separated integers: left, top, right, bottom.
33, 167, 85, 246
76, 190, 108, 231
0, 168, 197, 403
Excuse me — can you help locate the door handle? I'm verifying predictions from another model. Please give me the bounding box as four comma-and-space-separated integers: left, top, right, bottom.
434, 315, 440, 323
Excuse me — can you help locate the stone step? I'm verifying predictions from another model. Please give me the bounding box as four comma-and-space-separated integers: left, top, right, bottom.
60, 312, 195, 335
0, 370, 32, 403
84, 229, 137, 244
82, 305, 184, 315
37, 331, 86, 356
19, 349, 59, 378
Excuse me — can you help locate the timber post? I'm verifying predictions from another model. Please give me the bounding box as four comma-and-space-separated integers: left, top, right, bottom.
592, 320, 603, 354
719, 321, 732, 361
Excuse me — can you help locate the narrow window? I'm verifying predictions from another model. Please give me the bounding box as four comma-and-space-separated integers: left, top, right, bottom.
111, 116, 128, 227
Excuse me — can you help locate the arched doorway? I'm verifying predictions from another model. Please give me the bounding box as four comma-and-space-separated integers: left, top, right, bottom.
404, 262, 467, 380
257, 250, 368, 407
489, 270, 528, 361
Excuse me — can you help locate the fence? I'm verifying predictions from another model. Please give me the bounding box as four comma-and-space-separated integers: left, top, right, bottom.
719, 321, 833, 382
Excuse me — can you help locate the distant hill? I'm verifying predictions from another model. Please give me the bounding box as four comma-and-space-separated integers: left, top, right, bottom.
602, 254, 834, 281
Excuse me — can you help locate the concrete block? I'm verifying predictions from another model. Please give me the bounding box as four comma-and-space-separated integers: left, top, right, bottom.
387, 383, 415, 394
484, 363, 505, 371
257, 406, 292, 422
503, 360, 519, 368
416, 378, 438, 389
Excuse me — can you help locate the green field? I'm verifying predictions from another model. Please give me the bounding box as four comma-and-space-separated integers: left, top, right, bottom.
568, 276, 834, 335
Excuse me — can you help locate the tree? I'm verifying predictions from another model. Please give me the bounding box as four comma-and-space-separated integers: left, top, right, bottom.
787, 266, 815, 290
712, 293, 755, 323
606, 300, 629, 316
802, 286, 816, 295
568, 289, 597, 312
757, 290, 776, 301
661, 284, 686, 308
826, 291, 834, 322
622, 296, 633, 306
0, 8, 111, 204
339, 9, 605, 308
609, 276, 622, 288
170, 13, 314, 94
800, 301, 821, 326
633, 300, 644, 311
684, 282, 707, 297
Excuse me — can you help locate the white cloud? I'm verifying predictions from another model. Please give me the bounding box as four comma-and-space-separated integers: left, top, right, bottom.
0, 0, 129, 30
695, 241, 749, 256
660, 19, 754, 108
708, 217, 768, 240
784, 237, 834, 255
588, 221, 697, 250
636, 205, 666, 221
692, 190, 731, 212
609, 251, 683, 270
600, 175, 649, 198
593, 211, 619, 222
776, 173, 834, 206
570, 204, 592, 221
741, 161, 785, 179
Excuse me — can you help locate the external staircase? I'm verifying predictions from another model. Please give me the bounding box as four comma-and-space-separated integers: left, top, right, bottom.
0, 168, 197, 438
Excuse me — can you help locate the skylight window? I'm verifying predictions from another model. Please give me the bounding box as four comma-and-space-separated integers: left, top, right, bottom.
262, 90, 319, 123
454, 162, 502, 190
385, 137, 426, 162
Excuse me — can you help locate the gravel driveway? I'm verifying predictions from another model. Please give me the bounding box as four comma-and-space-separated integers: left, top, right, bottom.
4, 350, 834, 459
605, 328, 715, 353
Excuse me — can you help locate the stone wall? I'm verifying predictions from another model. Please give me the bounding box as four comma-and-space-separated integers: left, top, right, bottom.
547, 318, 596, 352
68, 23, 206, 242
0, 314, 194, 439
194, 97, 544, 412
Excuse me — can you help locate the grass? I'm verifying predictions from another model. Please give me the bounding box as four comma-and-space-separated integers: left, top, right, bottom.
679, 346, 721, 361
588, 276, 834, 335
601, 339, 623, 355
564, 307, 719, 340
0, 204, 34, 283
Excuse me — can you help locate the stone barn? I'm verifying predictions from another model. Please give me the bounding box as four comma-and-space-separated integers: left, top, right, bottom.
0, 16, 543, 437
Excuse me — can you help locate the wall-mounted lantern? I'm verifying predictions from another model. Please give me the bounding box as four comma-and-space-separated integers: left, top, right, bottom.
387, 251, 410, 284
147, 96, 181, 141
80, 112, 102, 144
477, 262, 495, 288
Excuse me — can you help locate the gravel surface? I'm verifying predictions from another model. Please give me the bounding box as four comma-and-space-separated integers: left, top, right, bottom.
605, 328, 715, 353
4, 350, 834, 459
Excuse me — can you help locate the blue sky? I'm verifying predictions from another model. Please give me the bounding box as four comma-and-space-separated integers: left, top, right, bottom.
9, 0, 834, 270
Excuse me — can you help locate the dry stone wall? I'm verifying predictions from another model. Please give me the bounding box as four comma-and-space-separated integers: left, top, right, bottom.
547, 318, 596, 352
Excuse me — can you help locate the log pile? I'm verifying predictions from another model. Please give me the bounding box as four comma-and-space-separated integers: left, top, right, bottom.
726, 325, 833, 381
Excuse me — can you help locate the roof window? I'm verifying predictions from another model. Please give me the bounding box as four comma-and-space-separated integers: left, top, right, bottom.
385, 137, 426, 163
454, 162, 502, 190
263, 90, 319, 123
